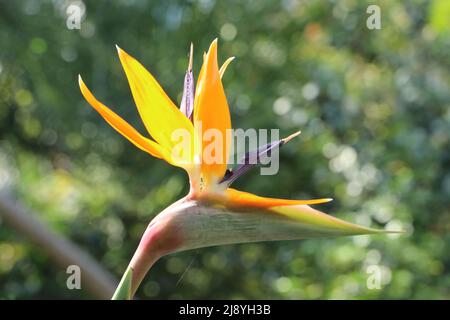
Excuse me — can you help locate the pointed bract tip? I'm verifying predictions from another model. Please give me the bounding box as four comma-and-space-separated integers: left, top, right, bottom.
115, 44, 125, 58
77, 74, 84, 88
282, 130, 302, 143
385, 229, 406, 234
208, 38, 218, 53
188, 43, 194, 71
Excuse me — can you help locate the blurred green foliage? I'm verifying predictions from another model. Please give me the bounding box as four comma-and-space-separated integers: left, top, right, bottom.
0, 0, 449, 299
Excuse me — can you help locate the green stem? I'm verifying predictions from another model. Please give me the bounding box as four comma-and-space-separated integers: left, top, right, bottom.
112, 267, 133, 300
111, 224, 163, 300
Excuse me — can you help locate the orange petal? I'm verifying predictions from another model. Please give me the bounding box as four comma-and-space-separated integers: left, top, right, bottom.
221, 188, 333, 209
116, 46, 194, 166
78, 75, 165, 159
194, 39, 232, 186
219, 57, 235, 78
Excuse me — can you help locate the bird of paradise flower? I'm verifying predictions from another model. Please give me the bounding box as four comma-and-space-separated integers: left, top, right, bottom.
78, 39, 399, 299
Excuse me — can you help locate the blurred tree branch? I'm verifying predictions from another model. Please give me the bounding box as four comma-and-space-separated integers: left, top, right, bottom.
0, 193, 118, 299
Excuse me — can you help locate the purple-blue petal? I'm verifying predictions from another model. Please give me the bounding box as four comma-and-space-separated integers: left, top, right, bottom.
219, 139, 284, 185
180, 69, 194, 121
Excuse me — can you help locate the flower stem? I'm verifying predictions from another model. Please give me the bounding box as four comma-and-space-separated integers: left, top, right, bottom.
112, 266, 133, 300
111, 208, 181, 299
111, 226, 161, 299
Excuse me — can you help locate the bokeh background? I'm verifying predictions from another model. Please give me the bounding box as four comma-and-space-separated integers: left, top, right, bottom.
0, 0, 449, 299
